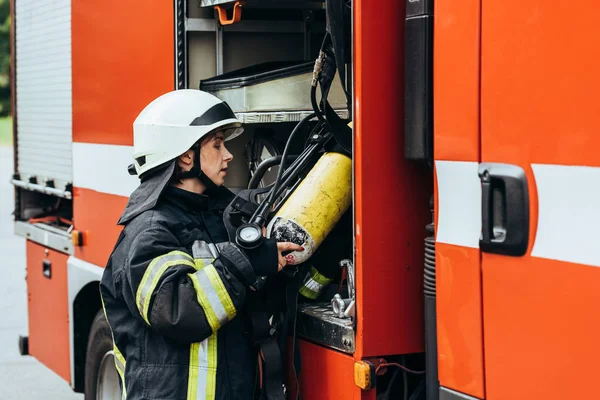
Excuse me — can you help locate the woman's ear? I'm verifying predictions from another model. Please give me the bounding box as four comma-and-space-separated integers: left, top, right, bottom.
177, 149, 195, 171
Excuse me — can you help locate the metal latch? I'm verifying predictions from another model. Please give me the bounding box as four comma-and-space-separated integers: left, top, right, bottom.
331, 259, 355, 319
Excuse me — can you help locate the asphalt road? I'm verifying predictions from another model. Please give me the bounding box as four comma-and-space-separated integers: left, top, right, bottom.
0, 146, 83, 399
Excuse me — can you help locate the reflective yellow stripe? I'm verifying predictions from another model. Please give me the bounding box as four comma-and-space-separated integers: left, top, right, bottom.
136, 251, 195, 325
206, 335, 217, 399
187, 335, 217, 400
299, 266, 333, 299
203, 265, 236, 320
100, 295, 108, 320
114, 345, 127, 399
189, 270, 220, 331
188, 342, 200, 400
101, 295, 127, 399
309, 266, 332, 286
189, 264, 237, 332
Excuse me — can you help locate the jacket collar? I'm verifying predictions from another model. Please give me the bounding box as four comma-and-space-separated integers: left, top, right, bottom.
163, 184, 236, 213
162, 185, 209, 213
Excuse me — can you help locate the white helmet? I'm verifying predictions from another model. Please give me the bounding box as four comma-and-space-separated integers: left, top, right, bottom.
131, 89, 244, 177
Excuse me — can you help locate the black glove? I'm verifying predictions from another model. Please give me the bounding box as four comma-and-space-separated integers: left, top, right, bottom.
243, 236, 279, 279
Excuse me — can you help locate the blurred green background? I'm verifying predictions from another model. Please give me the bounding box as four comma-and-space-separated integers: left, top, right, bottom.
0, 0, 11, 146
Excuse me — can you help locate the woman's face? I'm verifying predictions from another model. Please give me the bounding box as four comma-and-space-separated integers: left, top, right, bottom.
199, 132, 233, 187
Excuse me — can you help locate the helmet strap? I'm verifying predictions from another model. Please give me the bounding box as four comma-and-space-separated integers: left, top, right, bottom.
180, 146, 220, 194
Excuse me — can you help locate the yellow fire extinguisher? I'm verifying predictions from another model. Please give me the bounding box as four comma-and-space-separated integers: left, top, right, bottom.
266, 151, 352, 265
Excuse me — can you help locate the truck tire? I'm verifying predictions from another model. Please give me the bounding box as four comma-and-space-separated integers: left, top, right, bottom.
84, 310, 122, 400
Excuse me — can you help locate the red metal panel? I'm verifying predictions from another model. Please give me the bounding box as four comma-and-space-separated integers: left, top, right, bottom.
286, 341, 367, 400
354, 0, 431, 359
433, 0, 481, 163
481, 1, 600, 398
435, 243, 484, 398
71, 0, 174, 146
433, 0, 485, 397
27, 241, 71, 383
73, 188, 128, 268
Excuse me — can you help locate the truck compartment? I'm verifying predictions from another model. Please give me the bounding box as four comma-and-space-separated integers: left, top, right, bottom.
185, 1, 355, 355
25, 241, 71, 383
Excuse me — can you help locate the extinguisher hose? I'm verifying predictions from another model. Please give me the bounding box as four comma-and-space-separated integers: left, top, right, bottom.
250, 112, 317, 224
310, 33, 332, 125
311, 84, 326, 125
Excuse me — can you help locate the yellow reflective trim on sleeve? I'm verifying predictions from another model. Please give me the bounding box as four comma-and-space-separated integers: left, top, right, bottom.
189, 272, 221, 332
189, 263, 237, 332
136, 250, 195, 325
299, 266, 333, 299
203, 265, 236, 321
309, 266, 333, 286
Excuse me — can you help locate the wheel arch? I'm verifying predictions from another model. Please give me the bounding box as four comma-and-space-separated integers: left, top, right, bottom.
73, 281, 102, 393
67, 256, 104, 393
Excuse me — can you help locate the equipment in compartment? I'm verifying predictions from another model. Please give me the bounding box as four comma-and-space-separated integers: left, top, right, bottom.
200, 61, 347, 112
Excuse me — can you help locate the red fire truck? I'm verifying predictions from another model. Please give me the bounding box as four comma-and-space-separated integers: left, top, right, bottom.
10, 0, 600, 399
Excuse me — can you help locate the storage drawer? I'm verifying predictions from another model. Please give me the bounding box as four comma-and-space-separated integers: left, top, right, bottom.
26, 241, 71, 383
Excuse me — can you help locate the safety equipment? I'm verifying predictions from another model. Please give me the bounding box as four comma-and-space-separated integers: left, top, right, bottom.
131, 89, 244, 177
266, 152, 352, 264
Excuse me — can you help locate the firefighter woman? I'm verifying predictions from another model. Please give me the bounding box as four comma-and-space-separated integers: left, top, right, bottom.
99, 89, 302, 400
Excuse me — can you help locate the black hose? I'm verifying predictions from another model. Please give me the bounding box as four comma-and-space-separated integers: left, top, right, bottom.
250, 113, 317, 224
311, 85, 327, 124
270, 131, 332, 204
269, 113, 316, 200
310, 33, 332, 124
248, 155, 298, 190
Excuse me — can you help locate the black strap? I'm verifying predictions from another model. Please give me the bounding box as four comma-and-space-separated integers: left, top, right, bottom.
277, 268, 304, 400
324, 101, 352, 155
223, 187, 270, 242
231, 196, 259, 217
258, 338, 286, 400
247, 295, 286, 400
315, 33, 352, 156
325, 0, 352, 111
289, 275, 303, 400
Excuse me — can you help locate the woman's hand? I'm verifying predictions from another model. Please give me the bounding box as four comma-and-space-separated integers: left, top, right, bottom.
276, 242, 304, 272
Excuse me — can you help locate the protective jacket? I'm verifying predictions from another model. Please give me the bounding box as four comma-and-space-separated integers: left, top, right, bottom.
100, 174, 278, 400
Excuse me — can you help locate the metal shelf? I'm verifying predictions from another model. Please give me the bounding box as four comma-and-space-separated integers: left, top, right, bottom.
198, 0, 324, 9
186, 18, 307, 33
296, 302, 355, 354
15, 221, 74, 254
235, 109, 348, 124
11, 178, 72, 199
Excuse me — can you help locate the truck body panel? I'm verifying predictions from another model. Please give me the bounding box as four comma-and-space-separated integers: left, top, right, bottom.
26, 241, 71, 383
480, 1, 600, 399
433, 0, 485, 397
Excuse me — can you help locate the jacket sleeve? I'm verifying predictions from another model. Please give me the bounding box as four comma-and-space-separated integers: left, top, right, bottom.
121, 223, 266, 344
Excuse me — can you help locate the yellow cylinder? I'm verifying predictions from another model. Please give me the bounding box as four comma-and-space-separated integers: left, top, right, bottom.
266, 152, 352, 264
